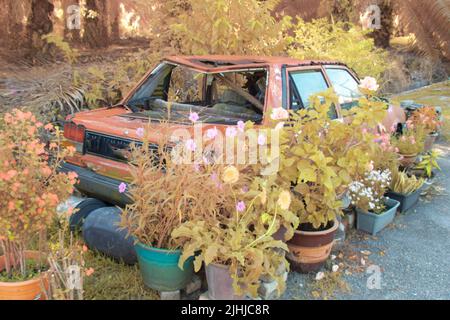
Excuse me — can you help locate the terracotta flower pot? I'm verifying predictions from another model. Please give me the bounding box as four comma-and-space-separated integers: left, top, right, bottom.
0, 251, 48, 300
287, 220, 338, 273
399, 153, 418, 168
205, 263, 245, 300
423, 133, 438, 152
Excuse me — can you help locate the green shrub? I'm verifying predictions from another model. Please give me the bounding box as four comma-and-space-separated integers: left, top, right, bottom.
287, 18, 388, 81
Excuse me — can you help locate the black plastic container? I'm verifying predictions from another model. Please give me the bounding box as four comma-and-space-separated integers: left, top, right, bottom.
82, 207, 137, 264
386, 187, 422, 213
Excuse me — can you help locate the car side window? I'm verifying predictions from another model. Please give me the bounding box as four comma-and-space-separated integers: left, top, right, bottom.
289, 70, 329, 110
325, 68, 362, 109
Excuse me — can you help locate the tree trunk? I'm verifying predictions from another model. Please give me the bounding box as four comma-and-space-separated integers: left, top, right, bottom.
370, 0, 394, 48
83, 0, 109, 48
25, 0, 55, 61
108, 0, 121, 41
5, 0, 27, 50
62, 0, 81, 43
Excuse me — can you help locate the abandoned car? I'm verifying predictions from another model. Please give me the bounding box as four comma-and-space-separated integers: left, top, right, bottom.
61, 55, 406, 207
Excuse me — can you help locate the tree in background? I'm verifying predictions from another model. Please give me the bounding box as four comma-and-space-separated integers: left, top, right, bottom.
108, 0, 121, 41
4, 0, 28, 50
26, 0, 55, 61
83, 0, 109, 48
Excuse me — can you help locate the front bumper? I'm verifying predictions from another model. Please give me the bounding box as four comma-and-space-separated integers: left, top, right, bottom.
60, 162, 132, 207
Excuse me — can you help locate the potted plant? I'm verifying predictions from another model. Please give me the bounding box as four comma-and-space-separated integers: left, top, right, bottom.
349, 169, 400, 235
274, 88, 388, 272
119, 128, 224, 292
391, 127, 425, 167
413, 150, 441, 179
408, 106, 441, 152
0, 109, 76, 300
172, 165, 294, 299
387, 170, 424, 213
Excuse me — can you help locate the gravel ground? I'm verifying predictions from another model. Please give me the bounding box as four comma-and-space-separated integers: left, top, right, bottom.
282, 141, 450, 300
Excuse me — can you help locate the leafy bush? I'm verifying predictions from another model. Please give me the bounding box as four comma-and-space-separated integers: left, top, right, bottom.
408, 106, 441, 134
287, 18, 388, 81
172, 164, 293, 298
119, 124, 226, 249
0, 109, 76, 279
274, 89, 388, 228
158, 0, 290, 56
391, 126, 426, 155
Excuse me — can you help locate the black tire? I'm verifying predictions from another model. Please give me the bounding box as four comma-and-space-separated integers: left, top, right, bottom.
70, 198, 107, 232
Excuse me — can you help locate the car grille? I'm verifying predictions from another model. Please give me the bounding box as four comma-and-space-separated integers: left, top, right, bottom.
84, 132, 158, 162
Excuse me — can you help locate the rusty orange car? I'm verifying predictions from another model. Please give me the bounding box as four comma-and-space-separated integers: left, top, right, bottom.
61, 55, 406, 206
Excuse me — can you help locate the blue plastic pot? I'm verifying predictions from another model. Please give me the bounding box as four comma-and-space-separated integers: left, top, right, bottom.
134, 243, 194, 291
356, 198, 400, 235
386, 186, 423, 213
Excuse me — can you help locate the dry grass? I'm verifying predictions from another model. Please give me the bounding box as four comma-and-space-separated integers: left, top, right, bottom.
83, 251, 158, 300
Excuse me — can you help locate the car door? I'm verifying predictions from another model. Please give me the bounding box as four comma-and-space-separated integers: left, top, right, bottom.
286, 66, 340, 119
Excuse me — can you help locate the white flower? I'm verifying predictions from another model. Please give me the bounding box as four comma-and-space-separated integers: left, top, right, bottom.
226, 126, 237, 138
359, 76, 379, 92
185, 139, 197, 152
206, 127, 219, 140
315, 272, 325, 281
332, 265, 339, 273
271, 107, 289, 120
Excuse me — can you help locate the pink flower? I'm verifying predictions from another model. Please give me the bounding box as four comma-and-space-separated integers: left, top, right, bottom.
362, 128, 368, 134
206, 127, 219, 140
226, 126, 237, 138
118, 182, 127, 193
257, 133, 266, 146
390, 124, 397, 133
136, 127, 145, 138
85, 268, 95, 277
185, 139, 197, 152
359, 76, 379, 92
237, 121, 245, 132
236, 201, 246, 213
189, 112, 199, 123
271, 108, 289, 121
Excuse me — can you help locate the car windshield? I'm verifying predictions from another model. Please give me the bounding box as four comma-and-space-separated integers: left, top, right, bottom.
125, 63, 266, 125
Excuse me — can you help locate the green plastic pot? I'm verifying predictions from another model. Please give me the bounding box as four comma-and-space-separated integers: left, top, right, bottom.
134, 242, 194, 291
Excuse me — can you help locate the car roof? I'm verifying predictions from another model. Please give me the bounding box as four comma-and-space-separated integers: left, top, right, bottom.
164, 55, 347, 72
